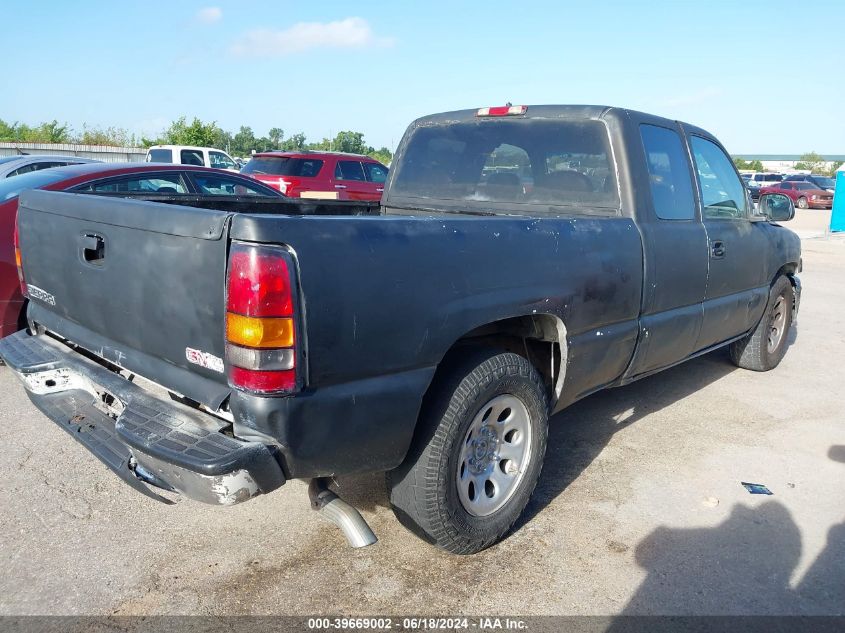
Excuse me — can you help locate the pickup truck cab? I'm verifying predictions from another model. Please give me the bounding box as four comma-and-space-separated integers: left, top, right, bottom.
2, 105, 800, 554
145, 145, 239, 172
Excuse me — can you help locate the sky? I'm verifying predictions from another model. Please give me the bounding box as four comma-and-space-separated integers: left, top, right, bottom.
2, 0, 843, 155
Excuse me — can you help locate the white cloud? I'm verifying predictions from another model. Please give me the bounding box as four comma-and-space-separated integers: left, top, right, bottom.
196, 7, 222, 24
231, 17, 394, 57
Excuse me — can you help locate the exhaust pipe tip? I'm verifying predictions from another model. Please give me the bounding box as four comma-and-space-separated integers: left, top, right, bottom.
308, 478, 377, 549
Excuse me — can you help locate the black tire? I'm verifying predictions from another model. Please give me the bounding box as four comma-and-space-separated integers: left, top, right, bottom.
387, 348, 549, 554
730, 276, 794, 371
797, 196, 808, 209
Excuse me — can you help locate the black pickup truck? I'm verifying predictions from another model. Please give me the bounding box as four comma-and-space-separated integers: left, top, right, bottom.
1, 105, 801, 554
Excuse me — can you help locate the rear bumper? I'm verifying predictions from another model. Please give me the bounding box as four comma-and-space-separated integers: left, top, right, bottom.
0, 330, 285, 505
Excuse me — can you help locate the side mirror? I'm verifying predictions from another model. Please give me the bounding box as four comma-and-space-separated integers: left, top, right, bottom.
759, 193, 795, 222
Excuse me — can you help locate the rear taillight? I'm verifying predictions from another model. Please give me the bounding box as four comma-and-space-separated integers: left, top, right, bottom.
225, 242, 299, 394
279, 178, 301, 197
13, 222, 26, 296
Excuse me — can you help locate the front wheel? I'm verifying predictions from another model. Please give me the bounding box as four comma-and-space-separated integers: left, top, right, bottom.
797, 196, 809, 209
730, 276, 794, 371
387, 349, 549, 554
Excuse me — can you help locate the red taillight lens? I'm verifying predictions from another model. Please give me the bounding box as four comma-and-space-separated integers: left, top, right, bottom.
227, 247, 293, 317
13, 222, 26, 296
476, 105, 528, 117
226, 242, 298, 395
280, 178, 301, 197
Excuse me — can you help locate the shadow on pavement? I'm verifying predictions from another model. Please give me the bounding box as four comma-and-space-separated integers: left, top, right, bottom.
606, 445, 845, 618
516, 347, 738, 529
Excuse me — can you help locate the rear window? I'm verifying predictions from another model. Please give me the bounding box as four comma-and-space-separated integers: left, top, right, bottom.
0, 169, 71, 201
242, 157, 324, 178
147, 149, 173, 163
390, 119, 619, 214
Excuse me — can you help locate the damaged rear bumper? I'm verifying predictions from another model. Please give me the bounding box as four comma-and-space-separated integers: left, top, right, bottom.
0, 330, 285, 505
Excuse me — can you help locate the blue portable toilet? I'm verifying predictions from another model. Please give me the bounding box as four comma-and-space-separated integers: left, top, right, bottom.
832, 164, 845, 232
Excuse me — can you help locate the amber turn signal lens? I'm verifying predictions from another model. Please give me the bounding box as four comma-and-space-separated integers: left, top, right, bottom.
226, 313, 294, 348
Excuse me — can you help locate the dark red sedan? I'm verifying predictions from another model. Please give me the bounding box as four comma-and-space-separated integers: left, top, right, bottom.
0, 163, 282, 337
759, 180, 833, 210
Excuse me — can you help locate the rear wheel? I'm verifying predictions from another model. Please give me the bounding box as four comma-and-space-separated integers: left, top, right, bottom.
730, 276, 794, 371
387, 349, 549, 554
797, 196, 808, 209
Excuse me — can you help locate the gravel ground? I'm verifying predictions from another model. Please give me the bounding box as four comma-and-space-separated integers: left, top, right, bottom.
0, 233, 843, 618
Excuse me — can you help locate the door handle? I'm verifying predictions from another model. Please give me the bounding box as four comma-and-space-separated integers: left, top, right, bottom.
334, 184, 347, 189
711, 240, 726, 259
81, 233, 105, 264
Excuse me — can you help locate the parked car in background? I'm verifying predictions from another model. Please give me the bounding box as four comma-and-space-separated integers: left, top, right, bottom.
760, 180, 833, 209
241, 151, 388, 200
783, 173, 836, 192
145, 145, 239, 172
0, 163, 282, 337
746, 172, 784, 200
0, 155, 99, 179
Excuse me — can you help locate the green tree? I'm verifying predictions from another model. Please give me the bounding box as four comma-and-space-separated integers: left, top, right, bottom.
733, 157, 763, 172
331, 131, 367, 154
793, 151, 826, 174
367, 146, 393, 165
282, 132, 307, 151
268, 127, 284, 148
231, 126, 257, 156
158, 117, 222, 147
77, 124, 137, 147
0, 119, 71, 143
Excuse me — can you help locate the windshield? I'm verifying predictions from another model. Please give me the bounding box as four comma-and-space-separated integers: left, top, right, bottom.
391, 118, 619, 213
242, 156, 324, 177
795, 182, 818, 190
0, 169, 70, 201
814, 177, 835, 189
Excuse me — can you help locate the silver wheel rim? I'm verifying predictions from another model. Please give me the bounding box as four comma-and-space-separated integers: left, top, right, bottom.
798, 197, 808, 208
767, 295, 786, 353
456, 394, 532, 517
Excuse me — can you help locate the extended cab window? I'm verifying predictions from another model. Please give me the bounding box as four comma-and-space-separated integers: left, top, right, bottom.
640, 124, 695, 220
180, 149, 204, 166
391, 119, 619, 214
690, 137, 748, 220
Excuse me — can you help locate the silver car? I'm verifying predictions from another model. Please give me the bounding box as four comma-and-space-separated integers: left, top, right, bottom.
0, 155, 99, 179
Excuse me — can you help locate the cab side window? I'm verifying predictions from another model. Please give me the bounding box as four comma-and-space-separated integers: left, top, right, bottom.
640, 124, 696, 220
690, 137, 748, 220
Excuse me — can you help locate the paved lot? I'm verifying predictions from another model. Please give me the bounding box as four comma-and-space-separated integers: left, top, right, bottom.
1, 227, 843, 617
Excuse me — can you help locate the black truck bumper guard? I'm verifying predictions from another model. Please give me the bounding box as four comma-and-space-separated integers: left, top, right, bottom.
0, 330, 285, 505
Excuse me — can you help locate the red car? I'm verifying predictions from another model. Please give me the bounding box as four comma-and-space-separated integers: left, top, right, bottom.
241, 151, 388, 201
759, 180, 833, 209
0, 163, 281, 337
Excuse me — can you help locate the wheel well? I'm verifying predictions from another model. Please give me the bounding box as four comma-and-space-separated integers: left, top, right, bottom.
774, 263, 799, 283
441, 314, 567, 403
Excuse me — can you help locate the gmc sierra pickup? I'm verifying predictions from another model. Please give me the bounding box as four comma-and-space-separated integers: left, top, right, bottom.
1, 105, 801, 554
